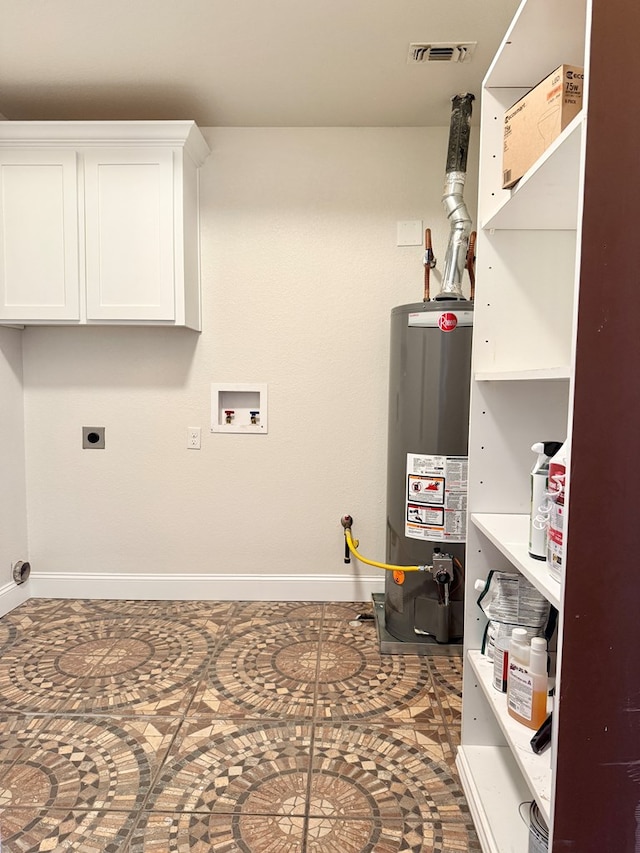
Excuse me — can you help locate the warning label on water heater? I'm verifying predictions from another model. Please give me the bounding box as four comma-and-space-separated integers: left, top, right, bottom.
405, 453, 468, 543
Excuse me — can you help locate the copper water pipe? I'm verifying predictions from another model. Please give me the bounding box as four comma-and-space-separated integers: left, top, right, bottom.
466, 230, 477, 300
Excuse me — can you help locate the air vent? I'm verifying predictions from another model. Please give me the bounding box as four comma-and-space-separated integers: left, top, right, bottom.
408, 42, 477, 64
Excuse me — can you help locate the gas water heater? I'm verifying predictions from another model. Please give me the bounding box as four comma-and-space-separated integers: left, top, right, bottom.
341, 94, 475, 651
383, 300, 472, 649
383, 93, 475, 651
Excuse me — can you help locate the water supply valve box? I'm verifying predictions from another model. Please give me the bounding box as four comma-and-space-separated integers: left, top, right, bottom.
211, 383, 268, 434
502, 64, 584, 188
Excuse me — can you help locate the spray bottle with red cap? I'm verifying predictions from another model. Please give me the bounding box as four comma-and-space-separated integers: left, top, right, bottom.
547, 440, 569, 582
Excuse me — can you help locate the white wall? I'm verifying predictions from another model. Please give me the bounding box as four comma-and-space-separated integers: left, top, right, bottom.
0, 327, 29, 604
22, 126, 478, 599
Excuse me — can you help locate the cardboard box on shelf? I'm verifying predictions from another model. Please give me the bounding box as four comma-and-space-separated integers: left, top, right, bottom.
502, 64, 584, 189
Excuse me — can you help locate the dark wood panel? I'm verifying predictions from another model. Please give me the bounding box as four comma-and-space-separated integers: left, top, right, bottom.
553, 0, 640, 849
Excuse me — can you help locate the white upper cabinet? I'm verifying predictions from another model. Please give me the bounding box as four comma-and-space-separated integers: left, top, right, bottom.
0, 122, 210, 329
83, 148, 175, 322
0, 148, 80, 321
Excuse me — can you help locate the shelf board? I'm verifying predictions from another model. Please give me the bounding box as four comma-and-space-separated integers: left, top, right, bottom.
457, 744, 531, 853
482, 113, 584, 231
474, 366, 571, 382
471, 513, 561, 610
485, 0, 586, 89
467, 650, 553, 826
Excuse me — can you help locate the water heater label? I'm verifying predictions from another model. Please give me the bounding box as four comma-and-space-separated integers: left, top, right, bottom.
405, 453, 468, 543
407, 311, 473, 328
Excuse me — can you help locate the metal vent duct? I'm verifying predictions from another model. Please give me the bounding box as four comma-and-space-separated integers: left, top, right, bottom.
407, 43, 477, 64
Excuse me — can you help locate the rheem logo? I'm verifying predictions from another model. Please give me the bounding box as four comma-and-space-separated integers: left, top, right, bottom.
438, 312, 458, 332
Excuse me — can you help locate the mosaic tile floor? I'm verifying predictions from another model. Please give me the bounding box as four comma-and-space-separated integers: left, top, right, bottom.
0, 599, 478, 852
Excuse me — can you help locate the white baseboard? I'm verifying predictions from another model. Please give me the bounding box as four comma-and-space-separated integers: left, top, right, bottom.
0, 579, 32, 617
28, 572, 385, 602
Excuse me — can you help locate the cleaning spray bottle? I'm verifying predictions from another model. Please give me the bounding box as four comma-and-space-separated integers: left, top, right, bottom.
529, 441, 563, 560
547, 440, 569, 582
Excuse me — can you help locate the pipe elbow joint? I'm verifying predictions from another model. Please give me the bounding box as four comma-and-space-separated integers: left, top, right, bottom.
443, 193, 471, 224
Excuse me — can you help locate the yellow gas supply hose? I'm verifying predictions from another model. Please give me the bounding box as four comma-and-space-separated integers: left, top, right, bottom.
341, 515, 426, 572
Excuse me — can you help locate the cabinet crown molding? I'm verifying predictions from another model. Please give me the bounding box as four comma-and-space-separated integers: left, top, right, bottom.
0, 121, 210, 165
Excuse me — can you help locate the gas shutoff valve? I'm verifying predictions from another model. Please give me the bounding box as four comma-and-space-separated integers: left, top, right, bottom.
431, 553, 454, 585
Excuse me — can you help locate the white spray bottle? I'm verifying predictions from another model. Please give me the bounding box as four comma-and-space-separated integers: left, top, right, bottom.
529, 441, 563, 560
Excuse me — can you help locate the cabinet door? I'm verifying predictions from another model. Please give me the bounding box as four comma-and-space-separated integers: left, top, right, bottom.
83, 148, 175, 321
0, 149, 80, 321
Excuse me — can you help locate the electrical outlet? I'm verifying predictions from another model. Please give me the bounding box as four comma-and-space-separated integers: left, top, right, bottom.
187, 427, 201, 450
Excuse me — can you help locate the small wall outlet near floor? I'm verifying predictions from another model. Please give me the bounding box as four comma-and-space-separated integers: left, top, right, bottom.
211, 384, 268, 434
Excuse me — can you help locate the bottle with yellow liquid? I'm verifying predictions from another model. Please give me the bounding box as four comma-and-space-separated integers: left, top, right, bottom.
529, 637, 549, 730
507, 630, 548, 730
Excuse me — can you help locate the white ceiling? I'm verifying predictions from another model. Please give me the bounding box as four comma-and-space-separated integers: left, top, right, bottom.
0, 0, 520, 127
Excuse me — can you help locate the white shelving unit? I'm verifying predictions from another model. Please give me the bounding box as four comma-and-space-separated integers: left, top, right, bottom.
471, 514, 560, 611
458, 0, 590, 849
481, 114, 584, 232
475, 367, 570, 382
457, 746, 531, 853
467, 651, 553, 823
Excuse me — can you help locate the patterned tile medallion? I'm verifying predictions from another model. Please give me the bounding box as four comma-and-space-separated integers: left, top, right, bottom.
129, 812, 305, 853
309, 723, 470, 824
0, 717, 37, 794
0, 808, 138, 853
0, 616, 219, 714
429, 656, 463, 730
306, 818, 412, 853
232, 601, 321, 622
426, 819, 482, 851
305, 818, 481, 853
59, 599, 181, 618
0, 599, 474, 852
0, 716, 178, 812
321, 601, 374, 622
313, 624, 442, 724
0, 620, 18, 657
78, 599, 238, 622
147, 720, 312, 815
191, 621, 322, 717
4, 598, 72, 624
0, 617, 116, 713
5, 599, 237, 630
170, 601, 237, 620
4, 599, 127, 636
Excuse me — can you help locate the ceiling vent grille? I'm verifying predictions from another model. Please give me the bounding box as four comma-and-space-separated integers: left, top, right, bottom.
408, 43, 477, 64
